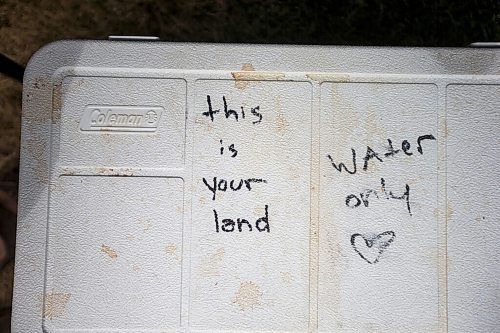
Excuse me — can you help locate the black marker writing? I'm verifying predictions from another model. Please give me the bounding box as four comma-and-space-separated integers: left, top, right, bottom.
223, 96, 238, 120
384, 139, 400, 157
203, 176, 268, 201
327, 149, 357, 174
363, 146, 383, 171
351, 231, 396, 264
214, 205, 270, 233
402, 140, 412, 156
417, 134, 436, 154
203, 95, 262, 124
251, 106, 262, 124
345, 177, 412, 216
203, 95, 219, 122
220, 140, 238, 158
327, 134, 436, 175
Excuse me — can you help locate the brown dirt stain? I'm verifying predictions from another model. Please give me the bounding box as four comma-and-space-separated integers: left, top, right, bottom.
24, 78, 52, 124
232, 63, 285, 90
276, 112, 289, 133
446, 203, 453, 220
100, 244, 118, 259
165, 243, 180, 261
165, 243, 177, 255
253, 206, 264, 216
232, 281, 262, 311
201, 247, 225, 277
21, 78, 51, 183
43, 291, 71, 320
51, 83, 62, 124
306, 73, 350, 83
32, 77, 49, 90
95, 167, 134, 176
61, 167, 76, 176
232, 63, 255, 90
281, 271, 293, 284
138, 218, 152, 231
274, 95, 289, 135
23, 136, 49, 184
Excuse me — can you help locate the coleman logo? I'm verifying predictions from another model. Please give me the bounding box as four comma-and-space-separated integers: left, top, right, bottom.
80, 106, 163, 132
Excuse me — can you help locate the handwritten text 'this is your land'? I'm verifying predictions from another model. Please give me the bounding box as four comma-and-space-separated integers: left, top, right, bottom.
202, 95, 270, 234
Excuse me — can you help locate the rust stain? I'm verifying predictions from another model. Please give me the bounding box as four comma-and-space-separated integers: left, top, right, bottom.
49, 181, 65, 193
61, 167, 76, 176
95, 167, 107, 174
232, 63, 255, 90
253, 206, 264, 216
165, 243, 180, 262
444, 120, 449, 138
138, 218, 152, 231
201, 247, 225, 277
306, 73, 350, 83
281, 271, 293, 284
126, 234, 134, 240
329, 83, 355, 149
165, 243, 177, 255
446, 203, 453, 220
67, 78, 85, 90
276, 112, 289, 133
274, 95, 289, 135
232, 63, 285, 90
232, 281, 262, 311
289, 169, 301, 180
205, 122, 214, 133
43, 291, 71, 320
327, 238, 343, 263
132, 263, 140, 272
101, 132, 112, 145
365, 103, 384, 152
95, 167, 134, 176
100, 244, 118, 259
241, 63, 254, 71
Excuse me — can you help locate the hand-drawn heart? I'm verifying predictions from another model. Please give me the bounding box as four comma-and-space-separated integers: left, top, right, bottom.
350, 231, 396, 264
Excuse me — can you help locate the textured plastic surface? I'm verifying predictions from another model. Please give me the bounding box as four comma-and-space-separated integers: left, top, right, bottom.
13, 41, 499, 332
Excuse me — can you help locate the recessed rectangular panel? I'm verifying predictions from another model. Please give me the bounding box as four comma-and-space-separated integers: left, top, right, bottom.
319, 83, 439, 332
44, 176, 184, 332
189, 81, 312, 331
446, 84, 500, 333
58, 77, 186, 167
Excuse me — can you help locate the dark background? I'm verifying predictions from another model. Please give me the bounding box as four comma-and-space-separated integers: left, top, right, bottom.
0, 0, 498, 331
